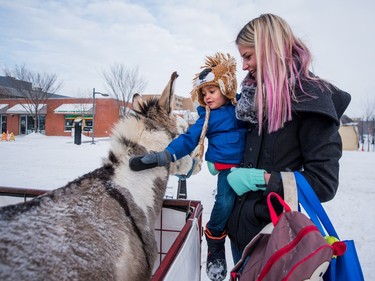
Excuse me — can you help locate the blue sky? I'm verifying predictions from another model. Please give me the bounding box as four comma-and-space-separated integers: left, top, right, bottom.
1, 0, 374, 117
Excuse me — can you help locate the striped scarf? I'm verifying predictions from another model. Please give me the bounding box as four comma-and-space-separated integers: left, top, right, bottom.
236, 74, 258, 124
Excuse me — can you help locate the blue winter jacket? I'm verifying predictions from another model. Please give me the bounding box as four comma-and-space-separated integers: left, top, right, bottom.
166, 102, 247, 164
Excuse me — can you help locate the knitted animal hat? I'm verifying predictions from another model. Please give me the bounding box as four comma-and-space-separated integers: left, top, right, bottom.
191, 52, 237, 106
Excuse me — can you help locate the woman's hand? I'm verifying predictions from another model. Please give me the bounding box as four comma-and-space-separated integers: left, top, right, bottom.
227, 168, 267, 196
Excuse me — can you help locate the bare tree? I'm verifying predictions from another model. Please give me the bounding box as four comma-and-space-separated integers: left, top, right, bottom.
361, 95, 375, 151
102, 64, 147, 116
3, 64, 62, 133
72, 89, 94, 133
74, 89, 94, 117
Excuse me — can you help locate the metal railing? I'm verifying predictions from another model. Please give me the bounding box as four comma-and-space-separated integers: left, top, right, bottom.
0, 186, 48, 201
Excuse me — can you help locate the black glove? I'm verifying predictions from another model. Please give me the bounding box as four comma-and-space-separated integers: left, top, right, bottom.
129, 150, 172, 171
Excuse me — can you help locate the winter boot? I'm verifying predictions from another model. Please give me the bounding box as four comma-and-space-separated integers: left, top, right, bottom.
205, 229, 227, 281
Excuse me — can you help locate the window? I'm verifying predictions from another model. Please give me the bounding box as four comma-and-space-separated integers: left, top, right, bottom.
64, 115, 93, 132
38, 115, 45, 133
21, 115, 46, 135
83, 119, 93, 131
65, 118, 74, 131
1, 115, 6, 133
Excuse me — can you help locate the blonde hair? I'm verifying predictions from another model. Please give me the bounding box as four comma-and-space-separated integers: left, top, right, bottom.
236, 13, 316, 133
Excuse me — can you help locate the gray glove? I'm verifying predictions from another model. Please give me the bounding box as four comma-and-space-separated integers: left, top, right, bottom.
129, 150, 172, 171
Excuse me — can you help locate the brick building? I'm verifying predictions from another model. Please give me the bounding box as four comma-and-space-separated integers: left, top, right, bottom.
0, 97, 125, 137
0, 76, 196, 137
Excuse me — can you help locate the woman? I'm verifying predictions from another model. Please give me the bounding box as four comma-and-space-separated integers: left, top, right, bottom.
226, 13, 351, 263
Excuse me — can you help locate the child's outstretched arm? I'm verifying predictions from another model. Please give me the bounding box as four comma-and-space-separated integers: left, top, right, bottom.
129, 150, 172, 171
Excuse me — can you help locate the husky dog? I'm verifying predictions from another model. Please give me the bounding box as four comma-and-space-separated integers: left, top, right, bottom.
0, 72, 199, 281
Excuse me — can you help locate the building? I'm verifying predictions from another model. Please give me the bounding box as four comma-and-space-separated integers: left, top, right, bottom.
0, 76, 196, 137
0, 97, 125, 137
339, 115, 359, 151
141, 93, 197, 125
339, 125, 359, 151
0, 76, 127, 137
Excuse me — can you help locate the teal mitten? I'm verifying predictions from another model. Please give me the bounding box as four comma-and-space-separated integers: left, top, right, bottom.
207, 161, 219, 176
227, 168, 266, 196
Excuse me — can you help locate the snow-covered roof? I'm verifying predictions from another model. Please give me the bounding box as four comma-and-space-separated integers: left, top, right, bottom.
0, 104, 8, 113
7, 104, 47, 114
54, 103, 93, 114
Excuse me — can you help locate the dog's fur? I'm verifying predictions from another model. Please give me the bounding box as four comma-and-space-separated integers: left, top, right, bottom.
0, 72, 199, 281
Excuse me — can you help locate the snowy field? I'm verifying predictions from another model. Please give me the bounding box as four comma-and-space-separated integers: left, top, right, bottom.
1, 133, 374, 280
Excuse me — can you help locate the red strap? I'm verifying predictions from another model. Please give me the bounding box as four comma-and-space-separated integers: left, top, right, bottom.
230, 271, 239, 280
267, 192, 291, 225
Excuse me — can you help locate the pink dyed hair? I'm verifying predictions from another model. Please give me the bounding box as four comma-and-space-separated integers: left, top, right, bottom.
236, 13, 317, 133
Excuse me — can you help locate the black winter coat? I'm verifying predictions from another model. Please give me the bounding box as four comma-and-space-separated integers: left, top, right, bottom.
227, 80, 351, 253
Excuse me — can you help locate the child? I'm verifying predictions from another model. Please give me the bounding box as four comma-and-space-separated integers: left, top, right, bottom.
129, 52, 247, 281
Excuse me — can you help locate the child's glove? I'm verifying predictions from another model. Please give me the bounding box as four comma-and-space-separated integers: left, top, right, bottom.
207, 161, 219, 175
129, 150, 172, 171
227, 168, 266, 196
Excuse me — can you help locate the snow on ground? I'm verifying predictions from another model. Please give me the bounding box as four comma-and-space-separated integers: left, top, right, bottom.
0, 133, 374, 280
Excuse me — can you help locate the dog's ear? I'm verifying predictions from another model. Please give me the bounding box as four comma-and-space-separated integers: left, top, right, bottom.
132, 93, 144, 112
159, 71, 178, 114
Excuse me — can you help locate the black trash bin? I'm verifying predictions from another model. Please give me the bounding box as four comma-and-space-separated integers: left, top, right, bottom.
74, 121, 82, 145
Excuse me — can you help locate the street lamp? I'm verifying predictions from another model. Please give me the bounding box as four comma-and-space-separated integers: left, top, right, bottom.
92, 88, 109, 144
